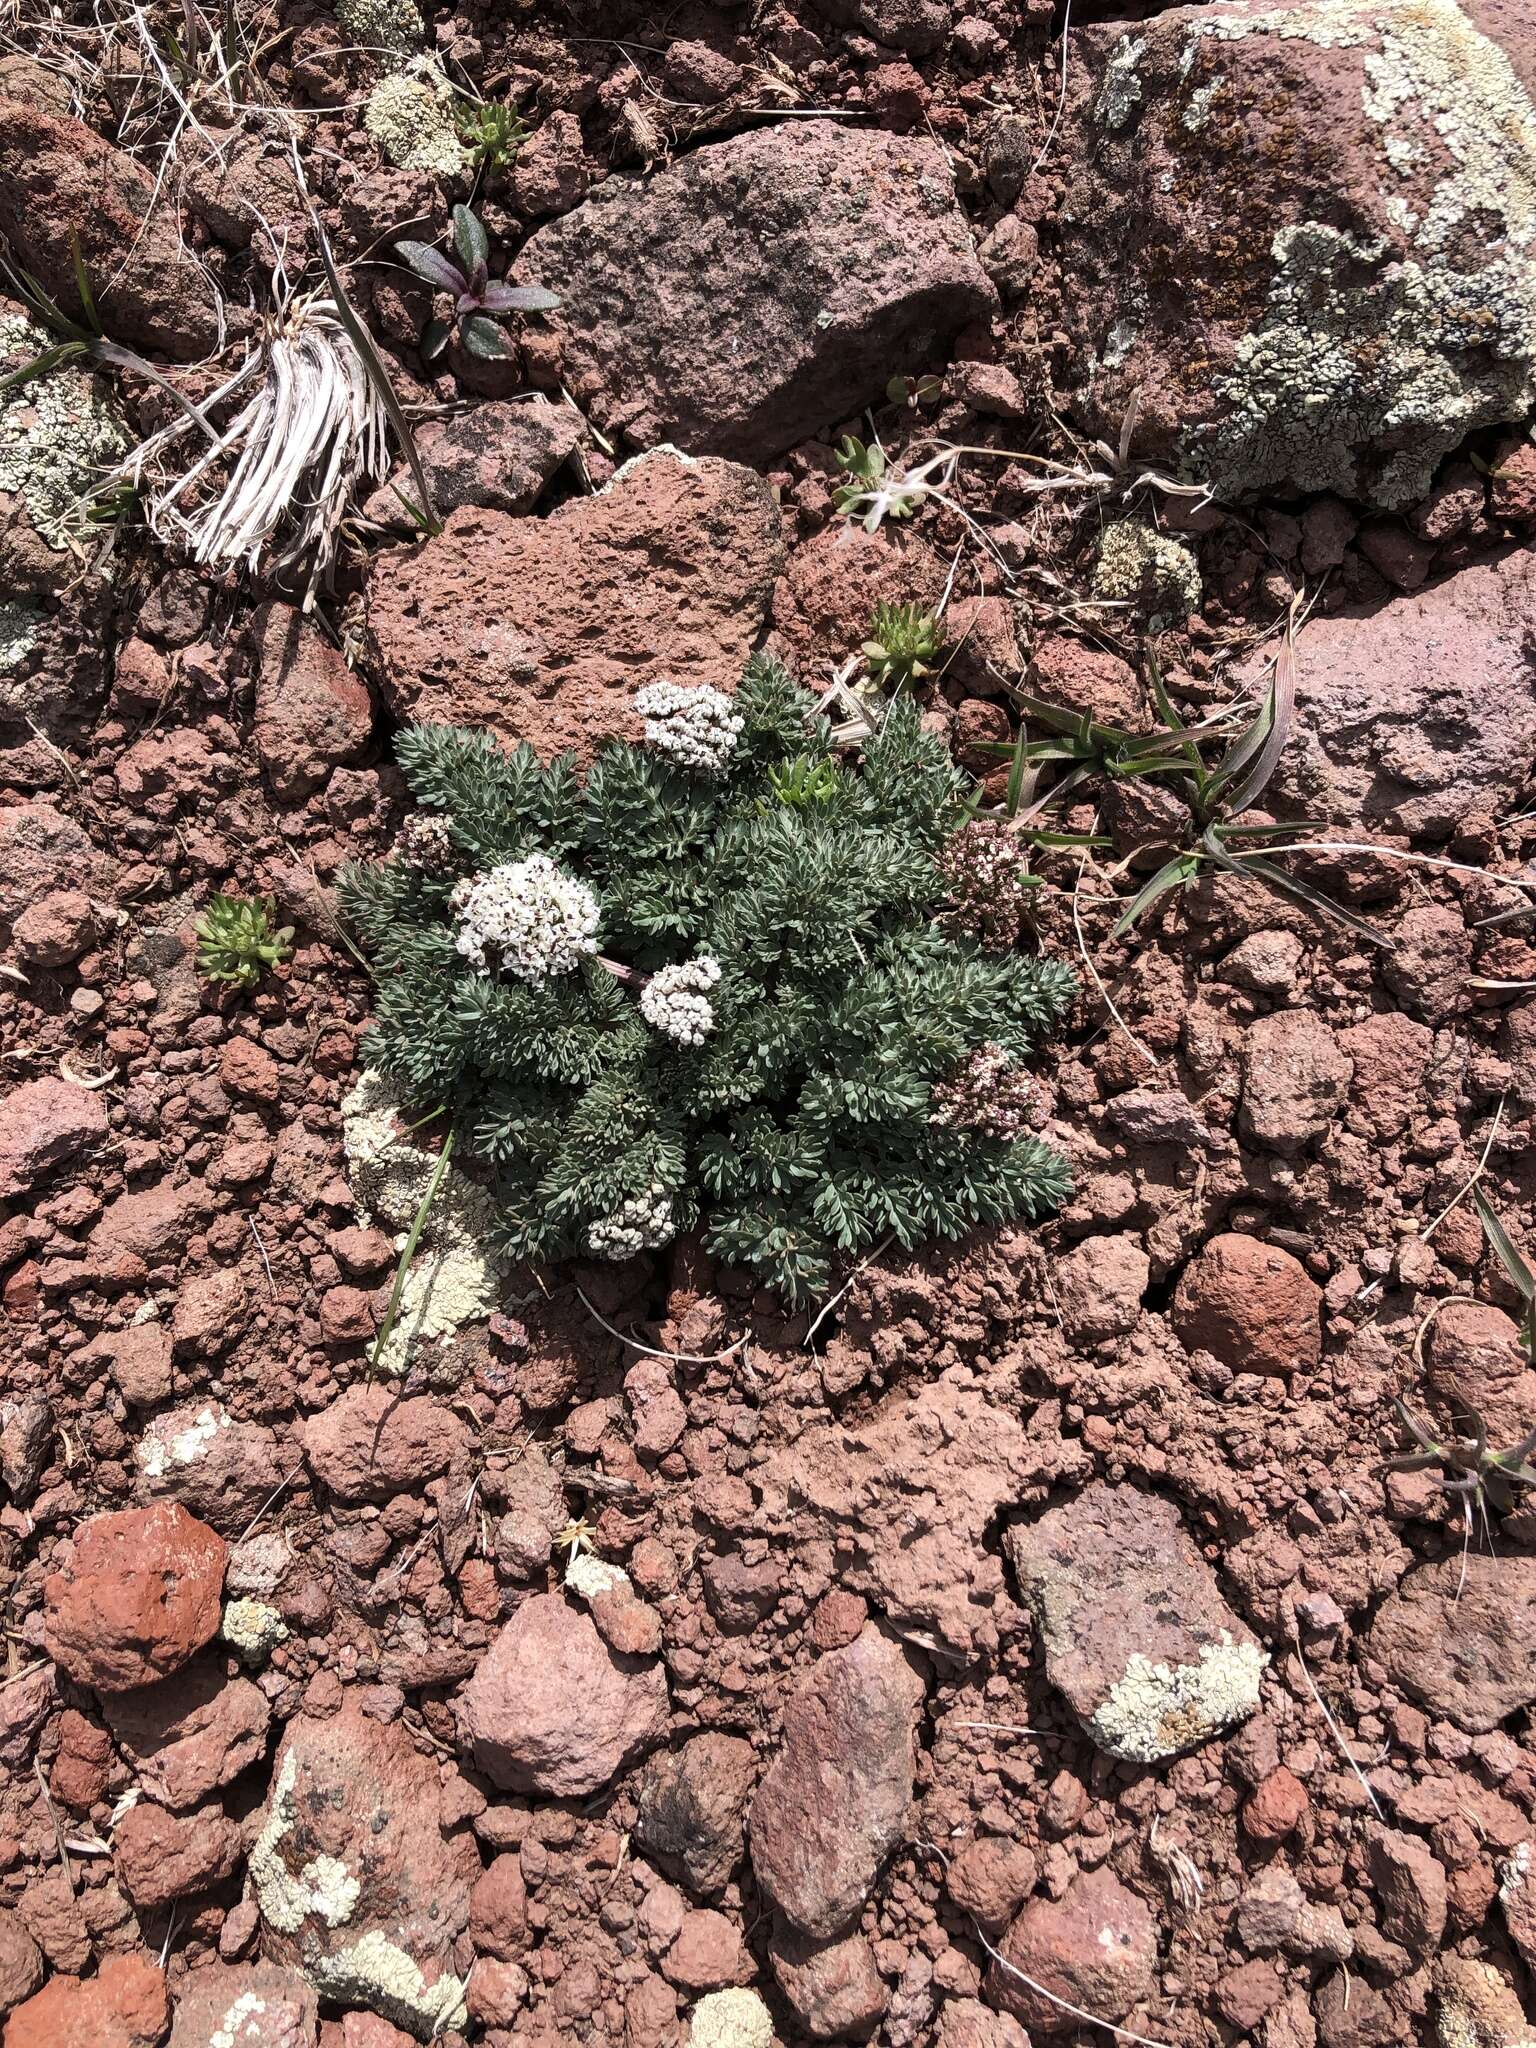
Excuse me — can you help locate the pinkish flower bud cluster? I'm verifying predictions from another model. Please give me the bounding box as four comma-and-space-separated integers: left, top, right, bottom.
935, 819, 1035, 951
928, 1041, 1033, 1141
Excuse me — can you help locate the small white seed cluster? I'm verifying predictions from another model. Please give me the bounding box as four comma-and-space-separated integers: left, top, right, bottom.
450, 854, 600, 981
640, 954, 721, 1045
635, 680, 743, 775
586, 1185, 675, 1260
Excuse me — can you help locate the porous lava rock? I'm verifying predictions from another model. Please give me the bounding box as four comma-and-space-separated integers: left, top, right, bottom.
1047, 0, 1536, 508
113, 1801, 243, 1908
251, 604, 373, 801
42, 1503, 226, 1692
168, 1962, 318, 2048
1006, 1483, 1265, 1761
365, 447, 782, 763
515, 121, 994, 462
456, 1593, 670, 1798
1239, 1009, 1353, 1155
250, 1696, 478, 2039
301, 1384, 470, 1507
2, 1951, 169, 2048
762, 1379, 1090, 1660
0, 1077, 107, 1199
749, 1624, 925, 1939
768, 1928, 890, 2041
359, 399, 583, 526
1365, 1554, 1536, 1732
103, 1660, 271, 1812
986, 1866, 1158, 2036
635, 1733, 758, 1898
0, 99, 218, 358
1263, 549, 1536, 836
1172, 1231, 1322, 1375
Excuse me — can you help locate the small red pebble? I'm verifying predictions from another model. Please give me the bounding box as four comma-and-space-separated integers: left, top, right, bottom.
319, 1285, 375, 1345
809, 1589, 867, 1651
1243, 1765, 1309, 1842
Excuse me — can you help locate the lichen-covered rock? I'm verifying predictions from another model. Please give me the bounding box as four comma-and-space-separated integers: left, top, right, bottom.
688, 1987, 776, 2048
0, 313, 126, 589
135, 1403, 288, 1536
341, 1069, 505, 1376
1048, 0, 1536, 508
1434, 1955, 1536, 2048
251, 1697, 478, 2040
1366, 1554, 1536, 1732
1006, 1483, 1266, 1761
168, 1961, 318, 2048
362, 60, 465, 175
1090, 519, 1201, 621
514, 120, 994, 462
364, 447, 783, 765
749, 1624, 925, 1939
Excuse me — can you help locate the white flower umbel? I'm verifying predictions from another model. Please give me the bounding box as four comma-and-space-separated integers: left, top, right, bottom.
450, 854, 600, 981
640, 954, 721, 1045
586, 1185, 676, 1259
635, 680, 744, 775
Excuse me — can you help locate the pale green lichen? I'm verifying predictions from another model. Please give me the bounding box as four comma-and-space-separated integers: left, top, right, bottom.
222, 1596, 289, 1663
252, 1752, 361, 1935
0, 598, 42, 672
0, 317, 127, 550
565, 1552, 632, 1602
1087, 1632, 1267, 1762
1186, 0, 1536, 504
336, 0, 423, 63
342, 1068, 505, 1376
363, 61, 467, 175
1436, 1960, 1536, 2048
136, 1402, 230, 1480
310, 1931, 467, 2039
1091, 518, 1202, 621
209, 1991, 269, 2048
1095, 35, 1146, 130
689, 1989, 776, 2048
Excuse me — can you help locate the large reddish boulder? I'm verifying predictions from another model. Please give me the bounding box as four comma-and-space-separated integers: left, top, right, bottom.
365, 446, 782, 763
301, 1384, 470, 1506
42, 1503, 226, 1692
1424, 1300, 1536, 1447
250, 1696, 479, 2039
3, 1951, 169, 2048
0, 1079, 107, 1199
514, 121, 994, 463
1043, 0, 1536, 508
359, 400, 583, 527
749, 1625, 925, 1939
987, 1867, 1158, 2036
769, 1929, 889, 2042
1006, 1484, 1265, 1762
457, 1594, 670, 1798
0, 99, 218, 358
114, 1802, 242, 1909
1172, 1231, 1322, 1376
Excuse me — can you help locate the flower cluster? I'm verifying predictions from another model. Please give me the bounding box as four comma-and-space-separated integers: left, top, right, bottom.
929, 1041, 1034, 1141
640, 955, 721, 1044
936, 819, 1037, 952
450, 854, 601, 981
398, 813, 456, 871
635, 680, 744, 775
586, 1184, 676, 1260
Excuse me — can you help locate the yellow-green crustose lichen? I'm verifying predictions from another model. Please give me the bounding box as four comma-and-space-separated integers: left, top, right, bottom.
363, 60, 467, 176
336, 0, 423, 63
342, 1068, 505, 1376
0, 316, 127, 552
1091, 517, 1202, 621
1094, 0, 1536, 505
1087, 1633, 1268, 1762
222, 1596, 289, 1664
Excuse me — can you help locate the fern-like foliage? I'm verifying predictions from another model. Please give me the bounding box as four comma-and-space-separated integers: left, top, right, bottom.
340, 656, 1075, 1302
